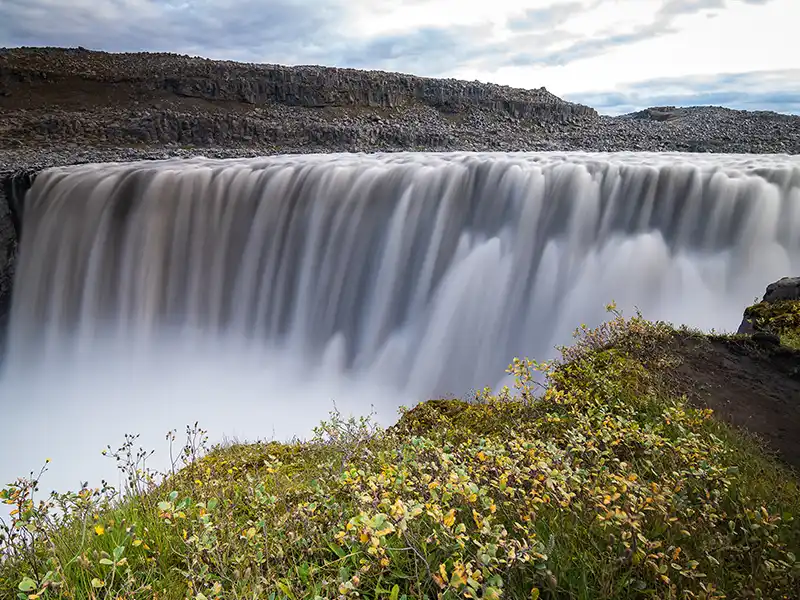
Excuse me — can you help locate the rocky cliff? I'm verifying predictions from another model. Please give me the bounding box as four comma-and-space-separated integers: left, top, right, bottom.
0, 46, 595, 120
0, 47, 597, 152
3, 47, 798, 157
0, 171, 31, 336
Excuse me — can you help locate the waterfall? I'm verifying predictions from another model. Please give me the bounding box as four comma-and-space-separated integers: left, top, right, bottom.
6, 151, 800, 399
2, 150, 800, 501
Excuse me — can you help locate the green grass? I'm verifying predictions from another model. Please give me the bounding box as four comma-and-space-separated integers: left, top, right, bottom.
2, 308, 799, 599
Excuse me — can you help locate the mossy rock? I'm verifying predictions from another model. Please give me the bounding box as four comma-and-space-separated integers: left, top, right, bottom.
392, 398, 536, 439
743, 299, 800, 349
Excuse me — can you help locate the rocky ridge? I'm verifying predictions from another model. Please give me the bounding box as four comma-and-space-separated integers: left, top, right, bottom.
1, 47, 799, 162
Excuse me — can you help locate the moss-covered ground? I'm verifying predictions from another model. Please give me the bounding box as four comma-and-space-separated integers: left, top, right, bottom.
2, 307, 799, 599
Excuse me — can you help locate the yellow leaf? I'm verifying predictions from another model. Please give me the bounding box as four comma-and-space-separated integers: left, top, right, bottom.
132, 539, 143, 547
472, 510, 483, 528
443, 509, 456, 528
94, 525, 105, 536
450, 570, 466, 589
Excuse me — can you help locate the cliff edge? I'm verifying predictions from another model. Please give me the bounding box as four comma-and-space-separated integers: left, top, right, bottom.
2, 46, 798, 159
0, 46, 595, 152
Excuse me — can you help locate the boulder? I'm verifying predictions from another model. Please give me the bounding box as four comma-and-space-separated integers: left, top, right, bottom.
764, 277, 800, 303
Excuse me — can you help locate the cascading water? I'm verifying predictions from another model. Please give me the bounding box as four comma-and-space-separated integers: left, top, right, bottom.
1, 151, 799, 497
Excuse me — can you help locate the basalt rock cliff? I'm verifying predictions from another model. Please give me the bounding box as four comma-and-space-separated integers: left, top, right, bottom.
0, 46, 596, 151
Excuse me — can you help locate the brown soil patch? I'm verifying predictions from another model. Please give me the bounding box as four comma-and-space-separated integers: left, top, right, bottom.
669, 333, 800, 471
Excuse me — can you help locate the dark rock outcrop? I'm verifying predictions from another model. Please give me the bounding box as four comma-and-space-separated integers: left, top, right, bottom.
737, 277, 800, 335
764, 277, 800, 303
0, 170, 34, 337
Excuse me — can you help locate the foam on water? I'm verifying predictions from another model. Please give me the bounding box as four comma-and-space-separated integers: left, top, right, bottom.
1, 150, 799, 498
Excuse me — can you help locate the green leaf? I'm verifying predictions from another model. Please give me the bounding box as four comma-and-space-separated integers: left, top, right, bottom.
99, 558, 114, 566
390, 584, 400, 600
113, 545, 125, 561
328, 542, 346, 559
17, 578, 36, 592
277, 581, 296, 600
169, 490, 179, 501
157, 501, 172, 511
91, 578, 105, 588
207, 498, 218, 511
484, 587, 502, 600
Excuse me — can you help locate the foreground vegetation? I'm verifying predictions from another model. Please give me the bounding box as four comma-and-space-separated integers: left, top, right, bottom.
2, 306, 799, 599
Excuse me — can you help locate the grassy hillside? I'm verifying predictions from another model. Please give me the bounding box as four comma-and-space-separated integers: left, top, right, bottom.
2, 306, 799, 599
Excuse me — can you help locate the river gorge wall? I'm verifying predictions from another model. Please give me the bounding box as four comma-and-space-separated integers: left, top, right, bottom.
0, 171, 32, 334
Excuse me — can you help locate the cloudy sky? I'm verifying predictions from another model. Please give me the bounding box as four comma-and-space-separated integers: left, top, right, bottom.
1, 0, 798, 115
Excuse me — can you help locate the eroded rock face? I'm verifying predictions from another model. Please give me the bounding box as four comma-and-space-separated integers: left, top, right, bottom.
0, 184, 17, 334
0, 47, 597, 124
0, 171, 33, 334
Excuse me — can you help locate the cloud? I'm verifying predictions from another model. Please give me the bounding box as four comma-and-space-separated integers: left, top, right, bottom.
564, 70, 800, 115
338, 0, 780, 73
501, 0, 762, 68
507, 1, 592, 31
0, 0, 793, 113
338, 25, 498, 75
0, 0, 344, 65
1, 0, 777, 71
